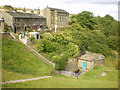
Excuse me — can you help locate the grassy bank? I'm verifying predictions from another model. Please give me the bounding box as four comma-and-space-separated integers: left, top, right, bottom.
2, 38, 118, 88
2, 38, 53, 81
3, 66, 118, 88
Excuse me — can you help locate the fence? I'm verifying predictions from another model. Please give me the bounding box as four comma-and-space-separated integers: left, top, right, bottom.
60, 71, 83, 77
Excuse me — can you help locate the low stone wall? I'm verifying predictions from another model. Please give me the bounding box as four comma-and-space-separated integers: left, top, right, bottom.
52, 70, 83, 77
61, 70, 82, 77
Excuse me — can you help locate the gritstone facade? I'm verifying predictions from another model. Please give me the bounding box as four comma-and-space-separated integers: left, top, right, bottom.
1, 11, 46, 33
43, 7, 69, 28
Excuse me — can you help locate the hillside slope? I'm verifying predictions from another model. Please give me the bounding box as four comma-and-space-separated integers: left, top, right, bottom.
2, 38, 53, 81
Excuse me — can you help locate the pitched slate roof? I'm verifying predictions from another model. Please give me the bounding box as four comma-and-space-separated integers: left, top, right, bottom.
48, 7, 69, 14
79, 51, 105, 61
6, 11, 45, 18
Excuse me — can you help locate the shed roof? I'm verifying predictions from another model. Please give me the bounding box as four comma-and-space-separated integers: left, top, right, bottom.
79, 51, 105, 61
6, 11, 45, 19
48, 7, 69, 14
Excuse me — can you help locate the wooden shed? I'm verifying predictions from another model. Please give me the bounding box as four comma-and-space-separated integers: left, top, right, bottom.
78, 51, 105, 70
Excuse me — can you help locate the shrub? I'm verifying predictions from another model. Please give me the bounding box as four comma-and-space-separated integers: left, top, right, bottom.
43, 40, 55, 52
42, 33, 53, 40
30, 36, 35, 41
52, 55, 68, 70
4, 27, 8, 32
35, 39, 44, 52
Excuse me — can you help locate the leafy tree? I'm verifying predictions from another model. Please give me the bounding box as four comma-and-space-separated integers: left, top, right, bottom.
69, 14, 77, 24
77, 11, 96, 30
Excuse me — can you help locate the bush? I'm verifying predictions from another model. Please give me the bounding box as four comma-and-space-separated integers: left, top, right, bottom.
4, 27, 8, 32
65, 42, 80, 57
35, 39, 44, 52
30, 36, 35, 41
43, 40, 55, 52
42, 33, 53, 40
52, 55, 68, 70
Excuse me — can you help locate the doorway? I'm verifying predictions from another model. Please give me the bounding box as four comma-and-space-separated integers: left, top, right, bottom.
82, 62, 87, 69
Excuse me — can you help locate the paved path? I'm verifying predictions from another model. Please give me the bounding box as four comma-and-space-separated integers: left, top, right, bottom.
0, 76, 52, 85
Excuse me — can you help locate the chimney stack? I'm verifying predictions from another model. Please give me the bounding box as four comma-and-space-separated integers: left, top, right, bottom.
37, 8, 40, 15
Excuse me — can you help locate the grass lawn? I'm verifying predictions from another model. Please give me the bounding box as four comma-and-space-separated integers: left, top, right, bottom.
2, 38, 53, 81
2, 38, 118, 88
3, 66, 118, 88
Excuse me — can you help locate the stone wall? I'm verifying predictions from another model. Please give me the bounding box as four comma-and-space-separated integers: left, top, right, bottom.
78, 60, 94, 70
43, 7, 69, 28
65, 58, 78, 71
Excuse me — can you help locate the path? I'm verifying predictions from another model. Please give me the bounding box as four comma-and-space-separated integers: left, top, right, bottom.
26, 45, 55, 68
0, 76, 52, 85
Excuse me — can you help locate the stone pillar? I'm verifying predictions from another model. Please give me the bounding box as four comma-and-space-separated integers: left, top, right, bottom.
19, 34, 22, 40
55, 25, 57, 32
54, 10, 57, 32
25, 36, 28, 45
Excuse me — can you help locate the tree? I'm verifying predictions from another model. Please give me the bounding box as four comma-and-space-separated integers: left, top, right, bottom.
77, 11, 96, 30
69, 14, 77, 25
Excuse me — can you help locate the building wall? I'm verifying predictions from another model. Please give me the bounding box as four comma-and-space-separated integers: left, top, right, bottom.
1, 12, 13, 27
43, 7, 51, 28
57, 12, 69, 27
65, 58, 78, 72
1, 12, 46, 33
78, 60, 94, 70
43, 7, 69, 28
13, 17, 46, 32
0, 21, 4, 32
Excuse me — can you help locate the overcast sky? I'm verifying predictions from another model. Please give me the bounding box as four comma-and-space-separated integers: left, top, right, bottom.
0, 0, 119, 20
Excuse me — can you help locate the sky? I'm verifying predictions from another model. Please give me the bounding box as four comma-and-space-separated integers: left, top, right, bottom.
0, 0, 119, 20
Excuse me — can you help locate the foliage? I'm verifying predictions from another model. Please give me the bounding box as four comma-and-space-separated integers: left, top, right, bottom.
4, 5, 14, 11
77, 11, 97, 30
53, 33, 69, 45
35, 39, 44, 52
43, 40, 55, 52
29, 36, 35, 41
42, 33, 53, 40
4, 27, 9, 32
69, 14, 77, 24
52, 55, 68, 70
65, 42, 80, 57
35, 11, 118, 70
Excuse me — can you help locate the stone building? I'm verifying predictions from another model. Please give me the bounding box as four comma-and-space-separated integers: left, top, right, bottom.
65, 51, 105, 72
43, 7, 69, 28
78, 51, 105, 70
0, 11, 46, 33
